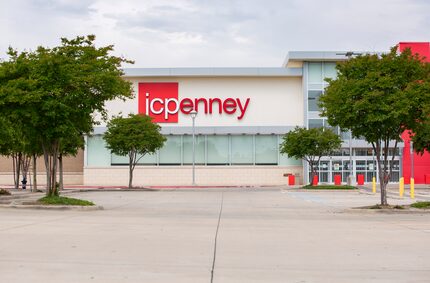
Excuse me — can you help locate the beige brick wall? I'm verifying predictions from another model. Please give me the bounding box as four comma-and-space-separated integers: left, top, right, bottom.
84, 166, 303, 186
0, 150, 84, 173
0, 172, 83, 186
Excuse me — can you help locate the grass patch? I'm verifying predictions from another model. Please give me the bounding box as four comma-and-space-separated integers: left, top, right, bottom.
364, 204, 404, 209
368, 204, 382, 209
38, 196, 94, 206
302, 185, 357, 190
411, 202, 430, 209
0, 188, 11, 195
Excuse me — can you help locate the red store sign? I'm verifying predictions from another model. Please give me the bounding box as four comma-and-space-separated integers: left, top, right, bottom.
138, 82, 250, 123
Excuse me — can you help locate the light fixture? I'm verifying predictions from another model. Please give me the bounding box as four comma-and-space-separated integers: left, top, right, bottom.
190, 110, 198, 186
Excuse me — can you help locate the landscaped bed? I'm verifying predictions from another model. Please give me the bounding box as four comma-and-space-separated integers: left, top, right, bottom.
410, 201, 430, 209
357, 202, 430, 210
38, 196, 95, 206
0, 188, 12, 195
302, 185, 358, 190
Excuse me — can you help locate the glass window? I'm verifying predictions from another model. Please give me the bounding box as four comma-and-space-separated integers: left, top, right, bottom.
159, 136, 181, 165
255, 135, 278, 165
87, 135, 111, 166
279, 135, 302, 166
308, 119, 323, 129
183, 135, 205, 165
323, 62, 337, 80
308, 62, 322, 83
308, 90, 322, 111
111, 154, 128, 165
111, 152, 158, 165
231, 135, 253, 165
388, 148, 400, 156
355, 148, 373, 156
341, 131, 350, 140
331, 150, 342, 156
138, 153, 158, 165
325, 124, 339, 135
341, 148, 351, 156
207, 136, 229, 165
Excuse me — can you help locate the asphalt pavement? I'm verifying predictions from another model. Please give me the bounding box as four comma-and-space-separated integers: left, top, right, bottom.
1, 187, 429, 283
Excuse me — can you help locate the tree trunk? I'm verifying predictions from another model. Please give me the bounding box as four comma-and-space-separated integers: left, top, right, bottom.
32, 154, 37, 192
375, 142, 388, 206
308, 160, 316, 185
128, 162, 133, 189
59, 153, 63, 191
16, 153, 22, 190
128, 151, 137, 189
43, 150, 50, 195
12, 154, 17, 189
51, 149, 58, 196
42, 141, 60, 197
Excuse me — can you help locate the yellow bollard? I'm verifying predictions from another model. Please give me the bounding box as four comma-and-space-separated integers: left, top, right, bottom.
399, 177, 404, 198
410, 178, 415, 199
372, 177, 376, 194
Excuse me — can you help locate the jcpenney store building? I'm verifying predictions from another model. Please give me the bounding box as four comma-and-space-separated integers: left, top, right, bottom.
83, 42, 430, 186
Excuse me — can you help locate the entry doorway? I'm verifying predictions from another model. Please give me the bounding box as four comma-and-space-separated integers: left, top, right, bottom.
310, 158, 400, 184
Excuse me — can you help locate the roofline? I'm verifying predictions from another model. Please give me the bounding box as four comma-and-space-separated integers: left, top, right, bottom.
283, 51, 365, 67
123, 67, 302, 78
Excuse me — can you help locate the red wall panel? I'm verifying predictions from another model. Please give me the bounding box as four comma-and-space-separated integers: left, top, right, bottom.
398, 42, 430, 184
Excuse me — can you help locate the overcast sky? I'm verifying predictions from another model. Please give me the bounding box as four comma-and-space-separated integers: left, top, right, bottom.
1, 0, 429, 67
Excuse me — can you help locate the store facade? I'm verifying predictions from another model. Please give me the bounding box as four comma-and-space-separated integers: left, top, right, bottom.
1, 43, 424, 187
85, 72, 305, 186
82, 43, 430, 186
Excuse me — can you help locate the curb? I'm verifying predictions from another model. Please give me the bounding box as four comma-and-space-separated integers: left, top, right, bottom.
284, 189, 360, 193
345, 208, 430, 214
0, 204, 104, 211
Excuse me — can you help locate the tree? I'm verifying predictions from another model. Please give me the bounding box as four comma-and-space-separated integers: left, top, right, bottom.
280, 127, 341, 184
0, 35, 134, 196
0, 116, 38, 190
409, 79, 430, 154
319, 47, 429, 205
103, 114, 166, 189
0, 49, 36, 190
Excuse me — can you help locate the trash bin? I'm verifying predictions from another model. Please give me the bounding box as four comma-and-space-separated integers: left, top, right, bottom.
334, 174, 341, 185
21, 177, 27, 190
288, 174, 295, 186
357, 174, 364, 185
425, 174, 430, 184
312, 175, 318, 186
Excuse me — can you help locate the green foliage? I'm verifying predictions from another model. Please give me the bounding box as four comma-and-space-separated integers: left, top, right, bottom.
60, 134, 85, 157
320, 47, 429, 145
104, 114, 166, 157
280, 127, 341, 182
0, 188, 11, 195
302, 185, 357, 190
281, 127, 341, 161
103, 114, 166, 188
319, 46, 430, 205
411, 201, 430, 209
411, 79, 430, 154
38, 196, 95, 206
0, 35, 134, 196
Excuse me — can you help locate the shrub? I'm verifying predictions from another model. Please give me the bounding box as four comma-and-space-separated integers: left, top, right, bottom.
411, 202, 430, 209
0, 188, 11, 195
